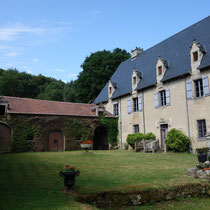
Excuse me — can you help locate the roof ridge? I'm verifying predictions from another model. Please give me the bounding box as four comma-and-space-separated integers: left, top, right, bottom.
3, 96, 94, 106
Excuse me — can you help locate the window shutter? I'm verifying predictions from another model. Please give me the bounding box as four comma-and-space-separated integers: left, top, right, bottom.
154, 92, 159, 108
186, 81, 192, 100
138, 95, 142, 111
127, 99, 131, 114
166, 88, 170, 105
203, 76, 210, 96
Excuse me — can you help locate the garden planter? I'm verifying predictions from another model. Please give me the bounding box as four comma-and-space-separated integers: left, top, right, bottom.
197, 153, 207, 163
80, 143, 93, 149
59, 170, 80, 191
80, 143, 93, 152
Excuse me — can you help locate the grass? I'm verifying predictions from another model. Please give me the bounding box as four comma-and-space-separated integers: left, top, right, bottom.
0, 150, 209, 209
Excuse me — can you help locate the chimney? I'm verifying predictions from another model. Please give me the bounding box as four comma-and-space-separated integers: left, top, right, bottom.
131, 47, 143, 60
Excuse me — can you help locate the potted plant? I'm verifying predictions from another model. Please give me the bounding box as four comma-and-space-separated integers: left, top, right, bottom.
80, 139, 93, 152
59, 165, 80, 191
196, 147, 209, 163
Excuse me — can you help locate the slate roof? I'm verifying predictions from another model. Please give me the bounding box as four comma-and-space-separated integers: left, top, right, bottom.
94, 16, 210, 104
2, 96, 113, 117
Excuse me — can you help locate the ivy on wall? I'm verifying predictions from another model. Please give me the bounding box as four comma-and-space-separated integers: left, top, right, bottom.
99, 115, 119, 146
65, 118, 92, 141
8, 117, 43, 152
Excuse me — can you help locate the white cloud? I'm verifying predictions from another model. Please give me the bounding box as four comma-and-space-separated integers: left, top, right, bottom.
6, 63, 13, 67
55, 68, 65, 72
5, 51, 19, 57
0, 25, 43, 41
67, 73, 78, 80
27, 70, 32, 74
32, 58, 38, 63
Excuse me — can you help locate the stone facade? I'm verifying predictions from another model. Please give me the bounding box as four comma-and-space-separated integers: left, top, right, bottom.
0, 96, 114, 152
94, 18, 210, 152
102, 63, 210, 151
4, 114, 101, 152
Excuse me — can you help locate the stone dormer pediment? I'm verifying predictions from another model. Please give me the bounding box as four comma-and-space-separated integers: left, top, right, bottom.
132, 68, 142, 92
91, 103, 105, 117
156, 57, 169, 83
108, 80, 117, 98
190, 39, 206, 72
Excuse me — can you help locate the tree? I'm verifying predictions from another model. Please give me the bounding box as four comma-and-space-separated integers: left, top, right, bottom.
74, 48, 130, 103
0, 69, 37, 98
37, 80, 65, 101
64, 81, 76, 102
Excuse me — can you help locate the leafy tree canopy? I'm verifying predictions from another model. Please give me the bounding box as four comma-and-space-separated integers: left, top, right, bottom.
74, 48, 130, 103
0, 48, 130, 103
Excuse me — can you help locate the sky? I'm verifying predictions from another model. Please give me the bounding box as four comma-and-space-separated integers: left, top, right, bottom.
0, 0, 209, 83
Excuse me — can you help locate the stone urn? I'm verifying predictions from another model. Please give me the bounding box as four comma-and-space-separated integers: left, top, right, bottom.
196, 147, 209, 163
59, 170, 80, 191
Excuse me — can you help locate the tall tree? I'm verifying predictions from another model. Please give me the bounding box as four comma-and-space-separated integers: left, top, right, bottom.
64, 81, 76, 102
75, 48, 130, 103
37, 80, 65, 101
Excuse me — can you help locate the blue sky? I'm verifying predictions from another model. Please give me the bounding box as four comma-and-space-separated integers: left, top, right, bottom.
0, 0, 209, 83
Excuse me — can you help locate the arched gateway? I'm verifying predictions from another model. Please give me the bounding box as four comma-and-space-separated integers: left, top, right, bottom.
48, 131, 64, 151
0, 123, 11, 152
93, 126, 108, 150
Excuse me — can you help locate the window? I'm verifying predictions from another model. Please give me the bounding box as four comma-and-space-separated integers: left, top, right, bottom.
0, 105, 6, 115
194, 79, 203, 98
193, 51, 198, 62
197, 120, 206, 138
133, 76, 136, 85
160, 90, 166, 106
26, 134, 34, 141
133, 97, 139, 112
113, 103, 119, 116
133, 124, 139, 133
109, 87, 112, 94
158, 66, 162, 75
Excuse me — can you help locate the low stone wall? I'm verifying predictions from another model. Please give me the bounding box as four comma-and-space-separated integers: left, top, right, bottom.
76, 183, 210, 208
188, 161, 210, 181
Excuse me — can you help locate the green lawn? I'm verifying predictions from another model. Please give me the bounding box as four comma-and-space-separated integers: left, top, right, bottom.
0, 150, 209, 210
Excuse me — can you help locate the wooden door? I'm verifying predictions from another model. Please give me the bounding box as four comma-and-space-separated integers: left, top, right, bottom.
160, 124, 168, 148
0, 123, 11, 152
48, 131, 63, 151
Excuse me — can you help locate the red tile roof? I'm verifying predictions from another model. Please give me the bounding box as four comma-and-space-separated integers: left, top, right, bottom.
2, 96, 113, 118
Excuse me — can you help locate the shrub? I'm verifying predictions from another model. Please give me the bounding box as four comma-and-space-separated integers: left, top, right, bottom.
126, 133, 144, 148
124, 143, 129, 150
165, 128, 190, 152
144, 132, 156, 140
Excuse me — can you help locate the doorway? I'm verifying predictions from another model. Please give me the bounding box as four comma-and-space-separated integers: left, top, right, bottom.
0, 123, 11, 152
48, 131, 63, 151
160, 124, 168, 148
93, 126, 108, 150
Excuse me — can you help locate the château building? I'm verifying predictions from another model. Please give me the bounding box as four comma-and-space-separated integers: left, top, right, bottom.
94, 16, 210, 151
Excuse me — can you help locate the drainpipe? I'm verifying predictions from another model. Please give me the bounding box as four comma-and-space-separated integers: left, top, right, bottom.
184, 77, 191, 145
142, 91, 146, 134
119, 98, 123, 149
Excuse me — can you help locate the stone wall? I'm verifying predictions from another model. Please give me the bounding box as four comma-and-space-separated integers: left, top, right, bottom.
3, 114, 101, 152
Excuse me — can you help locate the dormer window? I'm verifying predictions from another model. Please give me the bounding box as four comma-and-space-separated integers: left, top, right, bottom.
190, 40, 206, 71
193, 51, 198, 62
133, 77, 136, 85
109, 87, 112, 94
158, 66, 162, 75
108, 80, 117, 98
156, 57, 169, 83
